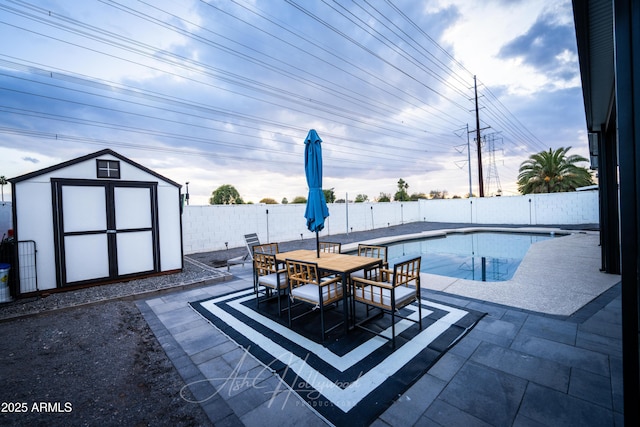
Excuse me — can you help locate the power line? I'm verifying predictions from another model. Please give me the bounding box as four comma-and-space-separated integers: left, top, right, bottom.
0, 65, 457, 156
1, 6, 464, 143
0, 0, 547, 185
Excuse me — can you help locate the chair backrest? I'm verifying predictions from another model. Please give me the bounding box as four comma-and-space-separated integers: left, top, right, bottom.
253, 242, 279, 255
356, 244, 388, 280
244, 233, 261, 260
286, 259, 343, 305
357, 244, 387, 262
285, 259, 320, 289
392, 256, 421, 288
254, 252, 278, 277
319, 241, 341, 253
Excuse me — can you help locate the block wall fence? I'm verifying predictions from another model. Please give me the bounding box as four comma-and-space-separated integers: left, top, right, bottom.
181, 191, 599, 254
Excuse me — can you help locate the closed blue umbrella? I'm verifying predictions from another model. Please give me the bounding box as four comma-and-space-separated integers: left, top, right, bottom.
304, 129, 329, 257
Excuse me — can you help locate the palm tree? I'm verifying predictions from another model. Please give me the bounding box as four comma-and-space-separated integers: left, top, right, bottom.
0, 176, 7, 202
394, 178, 410, 201
517, 147, 594, 194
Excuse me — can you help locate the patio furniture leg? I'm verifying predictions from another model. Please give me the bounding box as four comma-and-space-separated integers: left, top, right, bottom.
391, 290, 396, 348
391, 310, 396, 348
319, 286, 325, 342
320, 308, 325, 342
341, 272, 349, 334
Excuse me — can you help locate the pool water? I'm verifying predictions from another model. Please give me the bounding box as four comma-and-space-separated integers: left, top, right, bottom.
386, 232, 557, 282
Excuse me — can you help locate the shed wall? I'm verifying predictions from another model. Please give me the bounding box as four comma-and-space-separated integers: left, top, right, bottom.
158, 184, 182, 271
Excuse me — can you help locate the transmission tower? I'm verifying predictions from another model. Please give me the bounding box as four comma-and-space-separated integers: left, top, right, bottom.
484, 133, 503, 196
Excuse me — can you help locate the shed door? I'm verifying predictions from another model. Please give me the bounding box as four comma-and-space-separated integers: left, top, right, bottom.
52, 180, 159, 287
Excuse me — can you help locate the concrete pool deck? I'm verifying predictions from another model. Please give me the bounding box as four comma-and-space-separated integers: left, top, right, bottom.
135, 224, 623, 425
446, 232, 619, 315
341, 227, 620, 316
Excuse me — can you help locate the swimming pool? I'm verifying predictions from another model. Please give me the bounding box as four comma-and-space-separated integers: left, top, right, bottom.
386, 232, 559, 282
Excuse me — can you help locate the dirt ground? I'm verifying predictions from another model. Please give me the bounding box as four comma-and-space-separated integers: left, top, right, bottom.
0, 300, 212, 427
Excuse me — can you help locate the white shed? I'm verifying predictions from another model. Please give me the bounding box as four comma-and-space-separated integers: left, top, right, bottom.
9, 149, 183, 294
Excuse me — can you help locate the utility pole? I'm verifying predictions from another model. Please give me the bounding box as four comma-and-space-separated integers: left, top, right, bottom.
474, 76, 484, 197
466, 124, 472, 198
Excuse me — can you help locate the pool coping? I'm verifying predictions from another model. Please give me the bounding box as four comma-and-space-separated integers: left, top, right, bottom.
339, 226, 570, 252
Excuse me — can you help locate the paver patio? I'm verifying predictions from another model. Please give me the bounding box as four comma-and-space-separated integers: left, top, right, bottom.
138, 230, 623, 426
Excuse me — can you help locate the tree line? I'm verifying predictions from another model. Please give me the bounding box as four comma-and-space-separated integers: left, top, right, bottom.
208, 147, 594, 204
208, 178, 440, 205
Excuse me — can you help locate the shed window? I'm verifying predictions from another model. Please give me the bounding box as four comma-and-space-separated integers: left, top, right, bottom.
96, 160, 120, 179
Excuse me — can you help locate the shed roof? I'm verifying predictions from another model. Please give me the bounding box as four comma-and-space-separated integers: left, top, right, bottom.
9, 149, 181, 188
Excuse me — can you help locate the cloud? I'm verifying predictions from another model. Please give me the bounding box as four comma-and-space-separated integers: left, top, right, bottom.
0, 0, 588, 204
498, 12, 579, 85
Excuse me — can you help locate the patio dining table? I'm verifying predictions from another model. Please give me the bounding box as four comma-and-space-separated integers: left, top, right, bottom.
275, 249, 383, 335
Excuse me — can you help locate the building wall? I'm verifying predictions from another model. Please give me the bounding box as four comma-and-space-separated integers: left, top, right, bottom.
13, 179, 56, 291
182, 191, 599, 254
0, 202, 11, 239
157, 184, 183, 271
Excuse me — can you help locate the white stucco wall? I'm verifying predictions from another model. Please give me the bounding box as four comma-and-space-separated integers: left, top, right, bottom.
181, 191, 599, 254
420, 191, 599, 225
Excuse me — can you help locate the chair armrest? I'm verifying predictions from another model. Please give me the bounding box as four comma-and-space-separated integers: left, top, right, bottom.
351, 276, 394, 289
319, 275, 342, 286
362, 266, 391, 273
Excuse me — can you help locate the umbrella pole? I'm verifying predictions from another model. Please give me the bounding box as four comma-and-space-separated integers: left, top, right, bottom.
316, 230, 320, 258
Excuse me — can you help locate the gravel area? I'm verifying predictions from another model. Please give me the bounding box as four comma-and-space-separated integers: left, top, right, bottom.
0, 258, 228, 322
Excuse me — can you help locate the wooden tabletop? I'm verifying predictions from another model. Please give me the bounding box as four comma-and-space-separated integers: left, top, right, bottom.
276, 249, 382, 274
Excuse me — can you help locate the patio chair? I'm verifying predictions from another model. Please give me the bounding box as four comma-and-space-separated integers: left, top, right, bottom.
315, 242, 342, 279
351, 244, 388, 281
254, 251, 288, 315
351, 256, 422, 347
251, 242, 279, 289
286, 258, 344, 342
226, 233, 261, 270
319, 241, 342, 253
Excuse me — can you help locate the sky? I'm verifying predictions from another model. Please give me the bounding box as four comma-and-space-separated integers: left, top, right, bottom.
0, 0, 589, 205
